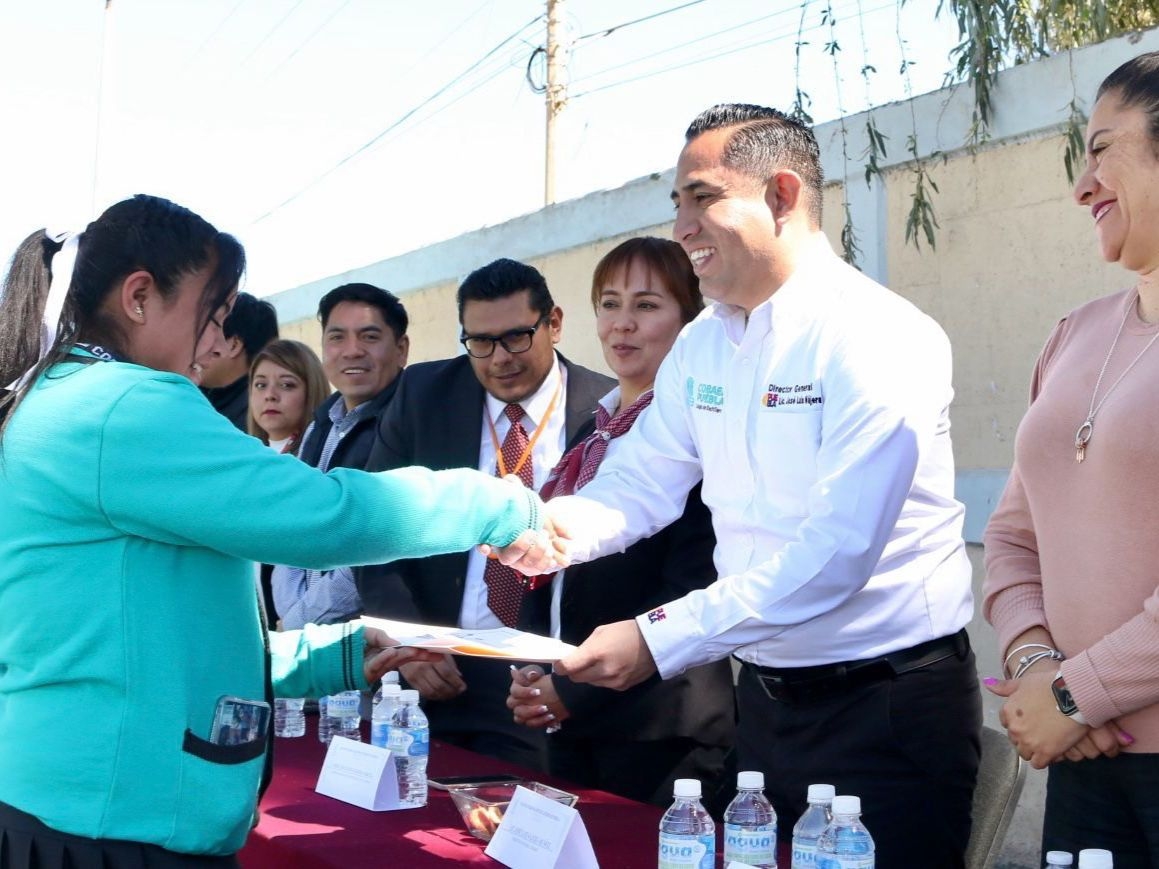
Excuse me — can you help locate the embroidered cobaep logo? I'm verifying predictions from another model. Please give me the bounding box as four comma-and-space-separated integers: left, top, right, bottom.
647, 607, 667, 624
686, 378, 724, 413
764, 381, 823, 408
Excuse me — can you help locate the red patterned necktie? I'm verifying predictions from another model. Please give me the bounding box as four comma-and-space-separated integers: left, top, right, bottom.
483, 403, 534, 627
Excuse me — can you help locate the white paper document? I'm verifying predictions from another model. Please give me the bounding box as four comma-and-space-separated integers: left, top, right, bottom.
485, 785, 599, 869
361, 616, 577, 663
314, 736, 405, 811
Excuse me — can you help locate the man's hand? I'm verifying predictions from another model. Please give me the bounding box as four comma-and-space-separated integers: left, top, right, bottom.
553, 620, 657, 691
399, 654, 467, 701
507, 665, 570, 730
481, 500, 572, 575
361, 626, 442, 685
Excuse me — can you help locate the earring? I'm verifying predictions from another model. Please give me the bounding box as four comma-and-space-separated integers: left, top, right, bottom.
134, 305, 144, 318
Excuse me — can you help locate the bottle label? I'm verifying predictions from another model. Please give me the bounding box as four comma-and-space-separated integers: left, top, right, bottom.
370, 722, 390, 748
792, 841, 818, 868
815, 855, 873, 869
328, 694, 360, 716
658, 833, 715, 869
386, 728, 429, 757
724, 823, 776, 865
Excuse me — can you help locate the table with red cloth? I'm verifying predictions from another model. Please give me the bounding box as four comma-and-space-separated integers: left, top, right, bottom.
242, 718, 666, 868
241, 719, 788, 868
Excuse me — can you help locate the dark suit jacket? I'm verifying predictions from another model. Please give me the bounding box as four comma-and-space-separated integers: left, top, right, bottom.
358, 354, 611, 626
298, 378, 399, 472
552, 484, 735, 747
356, 353, 613, 758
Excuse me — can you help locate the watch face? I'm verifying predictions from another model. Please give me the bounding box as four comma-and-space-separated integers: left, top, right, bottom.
1052, 676, 1079, 716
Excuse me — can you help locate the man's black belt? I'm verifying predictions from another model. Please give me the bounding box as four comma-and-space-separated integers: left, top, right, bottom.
740, 628, 970, 704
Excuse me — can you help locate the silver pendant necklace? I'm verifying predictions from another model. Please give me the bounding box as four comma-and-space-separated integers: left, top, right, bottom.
1075, 291, 1159, 462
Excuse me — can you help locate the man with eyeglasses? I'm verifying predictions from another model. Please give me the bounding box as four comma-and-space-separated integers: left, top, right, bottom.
356, 257, 612, 768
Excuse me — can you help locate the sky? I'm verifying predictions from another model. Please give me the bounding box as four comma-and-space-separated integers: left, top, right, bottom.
0, 0, 961, 297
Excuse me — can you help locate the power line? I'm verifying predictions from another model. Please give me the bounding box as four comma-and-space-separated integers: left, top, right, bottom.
266, 0, 354, 79
569, 7, 800, 87
239, 0, 308, 67
571, 0, 893, 101
575, 0, 707, 43
182, 0, 247, 74
250, 15, 543, 225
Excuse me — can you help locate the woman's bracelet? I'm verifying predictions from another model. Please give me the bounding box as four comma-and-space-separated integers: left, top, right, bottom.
1012, 648, 1065, 679
1003, 642, 1062, 678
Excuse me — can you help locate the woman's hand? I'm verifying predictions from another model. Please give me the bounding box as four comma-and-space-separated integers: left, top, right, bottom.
361, 626, 442, 685
986, 671, 1091, 768
507, 665, 570, 730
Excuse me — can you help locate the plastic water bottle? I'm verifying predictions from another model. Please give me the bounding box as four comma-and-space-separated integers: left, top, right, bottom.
317, 694, 329, 743
386, 689, 429, 808
816, 796, 874, 869
273, 697, 306, 738
322, 690, 361, 744
370, 683, 402, 748
658, 778, 715, 869
1046, 853, 1074, 867
1078, 851, 1113, 869
724, 770, 777, 868
791, 783, 835, 868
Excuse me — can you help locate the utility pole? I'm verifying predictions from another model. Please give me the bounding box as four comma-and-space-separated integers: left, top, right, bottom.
93, 0, 115, 213
544, 0, 566, 205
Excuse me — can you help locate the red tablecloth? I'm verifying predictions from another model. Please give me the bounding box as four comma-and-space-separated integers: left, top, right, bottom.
240, 719, 668, 868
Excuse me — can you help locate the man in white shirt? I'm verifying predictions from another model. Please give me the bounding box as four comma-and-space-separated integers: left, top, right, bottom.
506, 105, 981, 866
357, 258, 612, 767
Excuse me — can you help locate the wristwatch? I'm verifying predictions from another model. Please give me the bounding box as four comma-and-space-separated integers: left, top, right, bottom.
1051, 669, 1088, 726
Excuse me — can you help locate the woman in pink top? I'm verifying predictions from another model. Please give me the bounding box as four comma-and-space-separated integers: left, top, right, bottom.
984, 52, 1159, 865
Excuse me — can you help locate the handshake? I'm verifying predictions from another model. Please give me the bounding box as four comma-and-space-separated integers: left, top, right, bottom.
479, 511, 572, 576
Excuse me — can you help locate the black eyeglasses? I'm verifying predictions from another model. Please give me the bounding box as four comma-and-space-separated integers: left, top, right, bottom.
459, 316, 547, 359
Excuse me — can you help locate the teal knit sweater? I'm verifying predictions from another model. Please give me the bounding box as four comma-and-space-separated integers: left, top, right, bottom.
0, 356, 540, 855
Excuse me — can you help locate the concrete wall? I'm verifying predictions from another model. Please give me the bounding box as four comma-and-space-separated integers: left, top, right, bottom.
267, 29, 1159, 867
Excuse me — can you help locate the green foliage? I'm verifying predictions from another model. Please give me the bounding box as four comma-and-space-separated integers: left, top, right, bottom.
863, 116, 889, 187
1063, 97, 1089, 182
841, 201, 863, 267
904, 135, 941, 251
940, 0, 1159, 136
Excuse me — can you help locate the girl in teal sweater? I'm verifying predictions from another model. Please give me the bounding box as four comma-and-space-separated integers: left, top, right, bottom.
0, 195, 555, 867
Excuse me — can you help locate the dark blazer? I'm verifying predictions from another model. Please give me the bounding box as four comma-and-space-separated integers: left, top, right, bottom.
357, 354, 612, 625
298, 377, 400, 472
552, 484, 735, 745
200, 375, 249, 431
356, 353, 613, 765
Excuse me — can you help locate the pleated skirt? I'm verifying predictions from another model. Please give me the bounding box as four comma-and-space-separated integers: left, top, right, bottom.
0, 803, 238, 869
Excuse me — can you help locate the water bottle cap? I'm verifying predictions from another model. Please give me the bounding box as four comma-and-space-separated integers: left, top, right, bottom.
673, 778, 702, 798
736, 770, 764, 790
382, 671, 400, 685
399, 689, 420, 704
830, 795, 860, 815
807, 783, 836, 802
1046, 853, 1074, 867
1077, 850, 1113, 869
380, 684, 401, 696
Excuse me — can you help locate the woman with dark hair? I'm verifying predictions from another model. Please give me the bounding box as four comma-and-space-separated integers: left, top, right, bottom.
0, 195, 553, 867
248, 338, 329, 454
984, 53, 1159, 864
507, 236, 736, 809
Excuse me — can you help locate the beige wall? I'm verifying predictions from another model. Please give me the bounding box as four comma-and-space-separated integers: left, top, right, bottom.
885, 133, 1124, 470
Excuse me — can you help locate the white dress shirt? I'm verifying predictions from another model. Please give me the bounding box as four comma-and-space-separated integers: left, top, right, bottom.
554, 239, 973, 676
459, 356, 569, 629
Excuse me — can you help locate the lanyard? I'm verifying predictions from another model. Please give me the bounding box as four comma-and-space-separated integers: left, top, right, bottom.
486, 378, 562, 480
